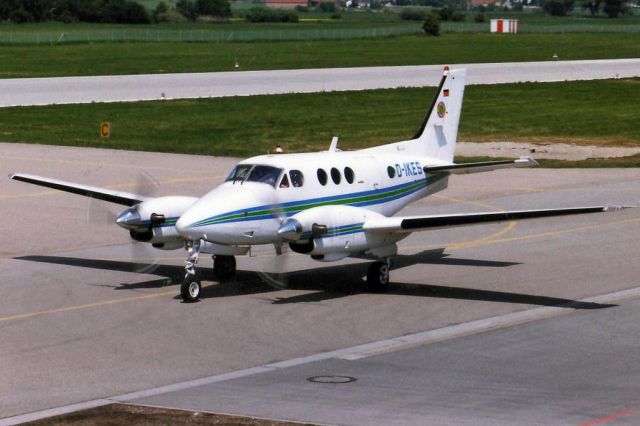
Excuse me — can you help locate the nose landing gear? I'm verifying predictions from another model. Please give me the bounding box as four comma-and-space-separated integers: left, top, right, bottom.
181, 240, 202, 303
180, 241, 239, 303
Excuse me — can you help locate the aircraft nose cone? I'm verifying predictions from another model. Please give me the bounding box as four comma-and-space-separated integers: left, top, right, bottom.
116, 208, 141, 230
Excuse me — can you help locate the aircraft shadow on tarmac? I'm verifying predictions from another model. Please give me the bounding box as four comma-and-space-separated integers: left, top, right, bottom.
16, 249, 614, 310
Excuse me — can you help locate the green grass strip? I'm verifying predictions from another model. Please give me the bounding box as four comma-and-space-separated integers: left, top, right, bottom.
1, 79, 639, 167
1, 32, 640, 78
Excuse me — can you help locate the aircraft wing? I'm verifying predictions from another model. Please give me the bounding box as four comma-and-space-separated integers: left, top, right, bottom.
10, 173, 149, 206
424, 157, 538, 175
363, 205, 629, 233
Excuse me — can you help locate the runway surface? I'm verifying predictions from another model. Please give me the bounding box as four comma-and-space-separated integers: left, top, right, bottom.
1, 143, 639, 424
1, 59, 639, 107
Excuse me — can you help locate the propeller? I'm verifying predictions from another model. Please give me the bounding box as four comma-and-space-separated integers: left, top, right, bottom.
256, 202, 295, 290
256, 243, 293, 291
85, 171, 163, 275
277, 218, 328, 242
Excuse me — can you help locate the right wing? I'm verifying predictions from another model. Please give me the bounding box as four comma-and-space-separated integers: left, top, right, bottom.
364, 206, 630, 233
10, 173, 149, 207
423, 157, 538, 175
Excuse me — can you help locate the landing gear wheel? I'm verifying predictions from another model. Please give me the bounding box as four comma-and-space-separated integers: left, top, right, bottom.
213, 255, 236, 281
181, 274, 201, 303
367, 261, 390, 292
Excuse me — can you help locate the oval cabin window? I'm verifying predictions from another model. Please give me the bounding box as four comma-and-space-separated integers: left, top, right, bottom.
317, 169, 328, 186
330, 168, 341, 185
387, 166, 396, 178
344, 167, 355, 184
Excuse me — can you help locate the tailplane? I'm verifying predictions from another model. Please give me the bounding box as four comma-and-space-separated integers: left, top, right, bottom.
412, 67, 467, 163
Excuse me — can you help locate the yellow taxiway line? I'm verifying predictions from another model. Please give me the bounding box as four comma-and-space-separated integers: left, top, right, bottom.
0, 290, 177, 323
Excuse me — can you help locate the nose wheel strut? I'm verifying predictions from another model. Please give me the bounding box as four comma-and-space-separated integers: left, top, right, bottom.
181, 240, 202, 303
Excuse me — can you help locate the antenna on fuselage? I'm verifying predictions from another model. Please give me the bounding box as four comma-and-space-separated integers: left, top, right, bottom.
328, 136, 339, 152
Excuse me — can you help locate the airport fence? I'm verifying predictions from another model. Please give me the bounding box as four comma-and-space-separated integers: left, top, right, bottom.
0, 25, 422, 44
1, 22, 638, 44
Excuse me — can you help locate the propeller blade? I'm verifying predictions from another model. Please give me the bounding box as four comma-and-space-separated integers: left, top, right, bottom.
257, 243, 292, 290
134, 170, 160, 198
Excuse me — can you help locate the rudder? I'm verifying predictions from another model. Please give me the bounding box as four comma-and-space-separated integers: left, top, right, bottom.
412, 68, 467, 163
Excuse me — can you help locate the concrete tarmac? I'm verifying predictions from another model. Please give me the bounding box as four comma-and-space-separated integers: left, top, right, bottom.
132, 298, 640, 426
1, 143, 639, 424
1, 59, 639, 107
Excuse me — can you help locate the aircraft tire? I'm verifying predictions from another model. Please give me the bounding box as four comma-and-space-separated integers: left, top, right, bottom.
181, 274, 201, 303
367, 261, 390, 292
214, 255, 236, 281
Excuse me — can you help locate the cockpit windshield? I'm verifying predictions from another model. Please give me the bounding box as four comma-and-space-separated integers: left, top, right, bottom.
225, 164, 283, 187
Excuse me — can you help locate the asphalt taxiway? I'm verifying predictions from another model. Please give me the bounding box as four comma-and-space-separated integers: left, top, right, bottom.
1, 59, 639, 107
1, 143, 639, 425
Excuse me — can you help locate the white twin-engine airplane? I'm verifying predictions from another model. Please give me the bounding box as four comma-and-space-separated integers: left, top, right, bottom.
11, 68, 628, 302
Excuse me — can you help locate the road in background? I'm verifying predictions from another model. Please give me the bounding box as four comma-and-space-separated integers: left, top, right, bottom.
1, 59, 638, 107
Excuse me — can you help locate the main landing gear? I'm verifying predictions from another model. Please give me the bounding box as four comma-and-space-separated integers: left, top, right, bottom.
180, 241, 238, 303
366, 259, 391, 292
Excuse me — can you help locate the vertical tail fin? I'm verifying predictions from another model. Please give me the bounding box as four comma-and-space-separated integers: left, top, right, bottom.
412, 68, 467, 163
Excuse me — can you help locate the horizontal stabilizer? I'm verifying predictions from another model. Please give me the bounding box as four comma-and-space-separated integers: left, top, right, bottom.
424, 157, 538, 175
364, 205, 630, 233
10, 173, 148, 206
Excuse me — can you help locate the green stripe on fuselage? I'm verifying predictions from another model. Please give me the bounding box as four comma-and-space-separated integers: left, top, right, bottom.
196, 179, 428, 227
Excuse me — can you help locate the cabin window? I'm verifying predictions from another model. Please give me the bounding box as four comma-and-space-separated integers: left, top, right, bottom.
290, 170, 304, 187
317, 168, 328, 186
279, 174, 290, 189
344, 167, 354, 184
330, 167, 341, 185
387, 166, 396, 178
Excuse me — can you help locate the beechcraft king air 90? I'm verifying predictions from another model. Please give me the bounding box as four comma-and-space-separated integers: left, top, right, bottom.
10, 68, 630, 302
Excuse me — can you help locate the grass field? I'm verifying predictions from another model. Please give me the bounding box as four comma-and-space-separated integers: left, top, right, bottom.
1, 32, 639, 78
0, 8, 639, 45
1, 78, 638, 167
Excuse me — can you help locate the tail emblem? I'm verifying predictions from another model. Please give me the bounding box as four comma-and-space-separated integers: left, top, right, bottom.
437, 101, 446, 118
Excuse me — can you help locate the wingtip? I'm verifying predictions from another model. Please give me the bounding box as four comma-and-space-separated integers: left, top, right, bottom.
517, 156, 539, 167
603, 205, 635, 212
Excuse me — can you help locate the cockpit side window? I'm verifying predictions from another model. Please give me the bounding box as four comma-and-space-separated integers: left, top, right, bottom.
279, 173, 290, 189
246, 165, 282, 187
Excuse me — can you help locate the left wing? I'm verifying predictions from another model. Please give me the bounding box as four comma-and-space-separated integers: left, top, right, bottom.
363, 206, 630, 233
10, 173, 149, 206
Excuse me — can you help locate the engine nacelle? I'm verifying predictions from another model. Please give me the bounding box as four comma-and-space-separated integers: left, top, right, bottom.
284, 205, 400, 260
118, 196, 198, 246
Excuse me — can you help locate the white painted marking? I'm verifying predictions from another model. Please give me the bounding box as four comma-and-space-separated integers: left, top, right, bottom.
4, 284, 640, 425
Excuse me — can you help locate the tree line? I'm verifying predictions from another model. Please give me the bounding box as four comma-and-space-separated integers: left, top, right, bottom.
0, 0, 232, 24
